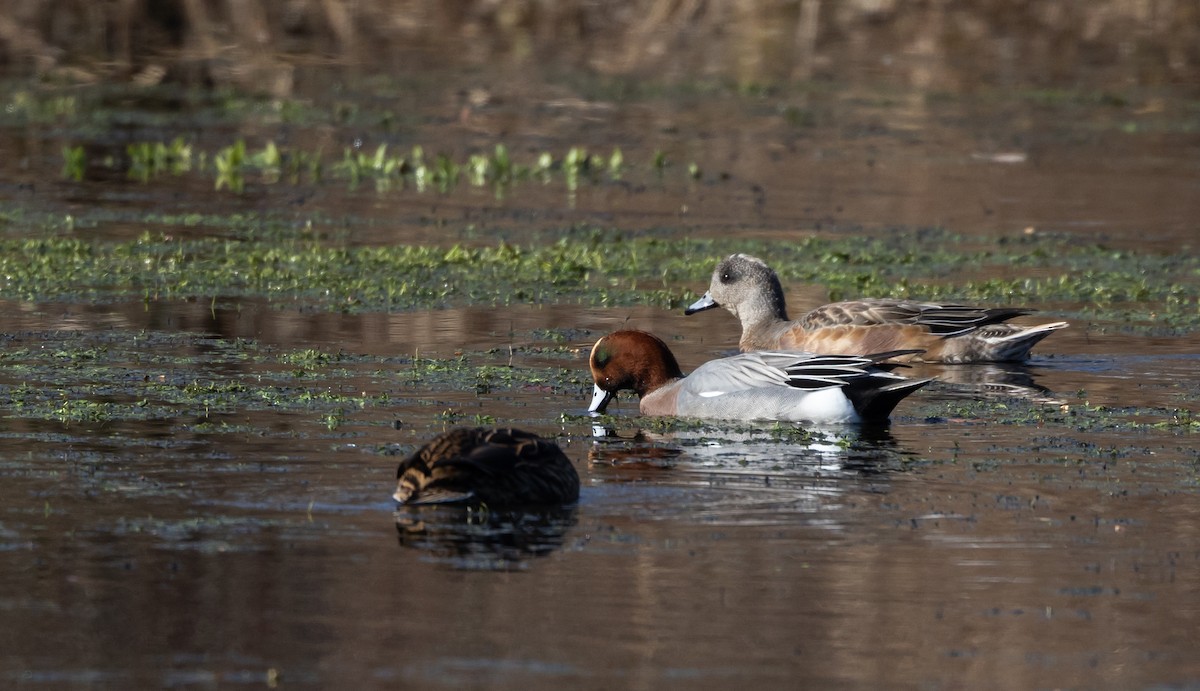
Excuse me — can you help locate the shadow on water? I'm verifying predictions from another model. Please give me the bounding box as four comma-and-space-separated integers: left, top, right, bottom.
393, 504, 579, 571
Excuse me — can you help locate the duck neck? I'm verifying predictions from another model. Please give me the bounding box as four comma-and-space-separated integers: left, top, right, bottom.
739, 288, 789, 329
634, 350, 684, 398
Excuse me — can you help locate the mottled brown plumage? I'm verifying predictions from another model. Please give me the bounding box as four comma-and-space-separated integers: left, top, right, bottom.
685, 254, 1068, 363
394, 428, 580, 507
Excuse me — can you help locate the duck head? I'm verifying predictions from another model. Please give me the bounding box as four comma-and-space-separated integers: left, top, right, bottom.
587, 330, 684, 414
684, 253, 788, 322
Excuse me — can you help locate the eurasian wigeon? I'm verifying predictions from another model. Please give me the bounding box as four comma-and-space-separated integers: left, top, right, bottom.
685, 254, 1068, 363
587, 330, 931, 424
394, 428, 580, 507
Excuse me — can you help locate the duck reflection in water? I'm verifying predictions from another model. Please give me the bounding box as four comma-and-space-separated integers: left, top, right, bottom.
910, 361, 1065, 405
588, 423, 906, 477
392, 427, 581, 570
394, 504, 578, 571
585, 424, 910, 526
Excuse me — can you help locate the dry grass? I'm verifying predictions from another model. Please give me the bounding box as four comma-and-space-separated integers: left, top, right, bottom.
0, 0, 1197, 92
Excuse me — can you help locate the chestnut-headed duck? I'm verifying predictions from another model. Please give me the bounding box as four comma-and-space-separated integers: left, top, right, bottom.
394, 427, 580, 507
587, 330, 931, 424
685, 254, 1068, 363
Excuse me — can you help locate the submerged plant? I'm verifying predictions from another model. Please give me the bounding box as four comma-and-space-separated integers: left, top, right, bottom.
61, 145, 85, 181
57, 136, 689, 198
249, 141, 282, 183
214, 140, 246, 192
608, 147, 624, 178
127, 138, 193, 182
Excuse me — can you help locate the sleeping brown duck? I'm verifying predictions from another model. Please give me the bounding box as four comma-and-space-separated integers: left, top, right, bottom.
394, 428, 580, 507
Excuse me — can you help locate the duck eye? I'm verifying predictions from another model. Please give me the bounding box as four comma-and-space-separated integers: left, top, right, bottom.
720, 271, 735, 283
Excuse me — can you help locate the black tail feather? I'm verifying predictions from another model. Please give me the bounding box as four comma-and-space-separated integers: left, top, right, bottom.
844, 377, 935, 424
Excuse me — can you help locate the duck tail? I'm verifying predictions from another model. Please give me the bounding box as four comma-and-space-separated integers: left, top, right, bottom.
845, 377, 935, 424
942, 321, 1069, 363
987, 322, 1069, 361
861, 349, 925, 370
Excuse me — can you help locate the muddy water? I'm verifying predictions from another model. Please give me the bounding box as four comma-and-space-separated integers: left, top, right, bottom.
2, 60, 1200, 691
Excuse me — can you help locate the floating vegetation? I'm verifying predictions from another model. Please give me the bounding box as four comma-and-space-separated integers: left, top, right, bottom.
0, 329, 593, 426
213, 140, 247, 192
61, 144, 85, 181
0, 226, 1194, 332
926, 395, 1200, 435
1, 325, 1193, 444
128, 137, 194, 182
58, 135, 648, 196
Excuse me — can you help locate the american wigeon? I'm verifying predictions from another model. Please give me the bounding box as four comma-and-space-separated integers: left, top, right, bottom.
394, 428, 580, 507
685, 254, 1068, 363
587, 330, 931, 424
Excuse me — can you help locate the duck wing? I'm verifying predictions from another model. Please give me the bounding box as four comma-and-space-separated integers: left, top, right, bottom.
778, 352, 933, 422
686, 351, 907, 395
683, 352, 801, 396
800, 299, 1033, 336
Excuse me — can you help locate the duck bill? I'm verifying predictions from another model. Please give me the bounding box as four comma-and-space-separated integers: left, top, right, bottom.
588, 384, 614, 414
684, 292, 719, 315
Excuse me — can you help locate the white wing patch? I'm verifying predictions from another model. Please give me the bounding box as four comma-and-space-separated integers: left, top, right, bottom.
698, 390, 726, 398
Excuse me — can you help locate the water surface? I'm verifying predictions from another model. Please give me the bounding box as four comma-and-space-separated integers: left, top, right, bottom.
1, 20, 1199, 690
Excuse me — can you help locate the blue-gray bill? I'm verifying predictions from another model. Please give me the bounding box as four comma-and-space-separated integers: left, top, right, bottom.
683, 292, 718, 315
588, 383, 614, 415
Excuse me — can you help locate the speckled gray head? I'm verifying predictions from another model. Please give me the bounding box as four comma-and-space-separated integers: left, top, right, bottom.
684, 253, 788, 322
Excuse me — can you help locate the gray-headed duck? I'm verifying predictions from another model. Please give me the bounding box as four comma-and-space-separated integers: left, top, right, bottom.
685, 254, 1068, 363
